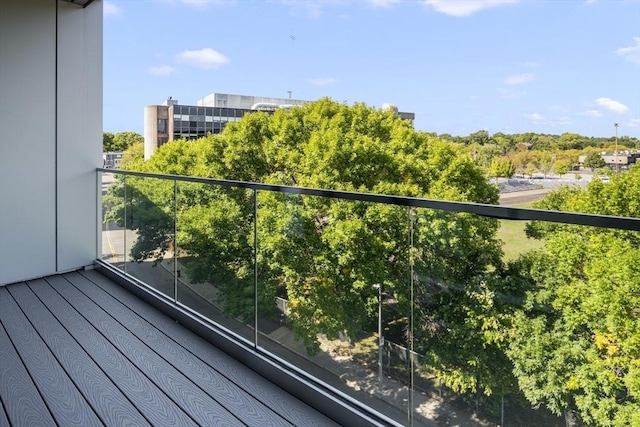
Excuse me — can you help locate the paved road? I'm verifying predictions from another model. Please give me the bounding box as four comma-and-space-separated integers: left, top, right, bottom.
499, 188, 552, 206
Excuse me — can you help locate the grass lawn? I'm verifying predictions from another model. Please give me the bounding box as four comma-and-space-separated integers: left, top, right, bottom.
497, 202, 545, 262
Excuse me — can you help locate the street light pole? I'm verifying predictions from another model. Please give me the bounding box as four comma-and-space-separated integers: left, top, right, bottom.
373, 283, 383, 393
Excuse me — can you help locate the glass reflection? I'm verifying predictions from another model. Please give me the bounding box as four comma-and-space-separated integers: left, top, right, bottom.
174, 181, 255, 343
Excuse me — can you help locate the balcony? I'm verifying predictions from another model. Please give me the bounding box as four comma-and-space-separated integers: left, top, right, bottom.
1, 167, 638, 426
92, 168, 640, 426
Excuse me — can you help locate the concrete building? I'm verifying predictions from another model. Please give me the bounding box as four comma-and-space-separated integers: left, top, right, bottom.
144, 93, 307, 159
144, 93, 416, 159
578, 151, 640, 171
600, 151, 640, 171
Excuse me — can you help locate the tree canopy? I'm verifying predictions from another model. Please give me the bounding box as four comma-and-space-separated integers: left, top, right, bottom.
106, 99, 639, 426
584, 152, 607, 171
109, 98, 511, 399
507, 165, 640, 426
103, 131, 143, 152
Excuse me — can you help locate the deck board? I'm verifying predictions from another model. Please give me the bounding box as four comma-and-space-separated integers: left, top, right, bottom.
60, 272, 294, 427
0, 290, 56, 427
0, 399, 9, 427
30, 277, 198, 427
82, 269, 341, 427
6, 282, 152, 427
0, 285, 102, 427
0, 271, 342, 427
46, 274, 248, 427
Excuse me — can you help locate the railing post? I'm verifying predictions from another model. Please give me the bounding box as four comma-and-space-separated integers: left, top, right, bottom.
174, 179, 178, 303
408, 206, 416, 425
96, 170, 102, 262
253, 189, 258, 348
123, 175, 127, 274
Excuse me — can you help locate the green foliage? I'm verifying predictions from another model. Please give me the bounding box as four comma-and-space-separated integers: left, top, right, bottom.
584, 152, 606, 170
554, 158, 572, 175
103, 131, 144, 152
103, 132, 114, 152
510, 166, 640, 425
119, 142, 144, 168
108, 99, 511, 401
489, 156, 516, 179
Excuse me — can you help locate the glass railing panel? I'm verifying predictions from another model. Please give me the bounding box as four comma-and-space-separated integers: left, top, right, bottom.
117, 174, 177, 299
174, 181, 255, 343
410, 206, 509, 426
97, 169, 639, 427
100, 171, 125, 269
494, 218, 639, 427
255, 191, 414, 425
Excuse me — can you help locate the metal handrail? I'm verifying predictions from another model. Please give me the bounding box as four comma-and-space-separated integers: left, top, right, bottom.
97, 168, 640, 231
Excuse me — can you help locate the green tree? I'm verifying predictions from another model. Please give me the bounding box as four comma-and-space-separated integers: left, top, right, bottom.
511, 151, 532, 178
489, 156, 516, 182
112, 131, 144, 152
109, 99, 511, 406
584, 152, 606, 170
554, 158, 572, 175
536, 152, 554, 177
557, 133, 585, 150
103, 131, 115, 152
508, 166, 640, 426
119, 142, 144, 168
472, 143, 503, 169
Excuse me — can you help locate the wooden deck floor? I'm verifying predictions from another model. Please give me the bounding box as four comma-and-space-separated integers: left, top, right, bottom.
0, 270, 340, 427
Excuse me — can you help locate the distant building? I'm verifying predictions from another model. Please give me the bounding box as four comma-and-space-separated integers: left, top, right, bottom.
103, 152, 124, 169
600, 151, 640, 170
144, 93, 415, 159
578, 151, 640, 171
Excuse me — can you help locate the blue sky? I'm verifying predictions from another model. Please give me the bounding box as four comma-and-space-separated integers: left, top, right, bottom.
104, 0, 640, 138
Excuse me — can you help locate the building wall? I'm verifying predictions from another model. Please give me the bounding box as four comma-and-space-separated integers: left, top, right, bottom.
144, 103, 252, 159
0, 0, 103, 285
197, 92, 306, 109
144, 105, 162, 160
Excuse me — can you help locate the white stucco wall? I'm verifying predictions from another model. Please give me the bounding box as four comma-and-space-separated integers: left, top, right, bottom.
0, 0, 102, 285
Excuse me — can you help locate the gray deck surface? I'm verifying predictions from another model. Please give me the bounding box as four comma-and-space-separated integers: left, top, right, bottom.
0, 270, 340, 427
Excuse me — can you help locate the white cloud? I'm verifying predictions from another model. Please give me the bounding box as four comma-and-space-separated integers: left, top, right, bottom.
504, 72, 534, 85
279, 0, 331, 18
176, 48, 230, 69
366, 0, 402, 8
519, 61, 540, 68
103, 0, 121, 16
615, 37, 640, 66
524, 112, 545, 122
627, 118, 640, 128
421, 0, 519, 17
498, 88, 526, 98
149, 66, 176, 77
524, 113, 573, 127
308, 77, 337, 86
181, 0, 211, 6
595, 97, 629, 114
160, 0, 235, 7
180, 0, 227, 7
578, 110, 602, 118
